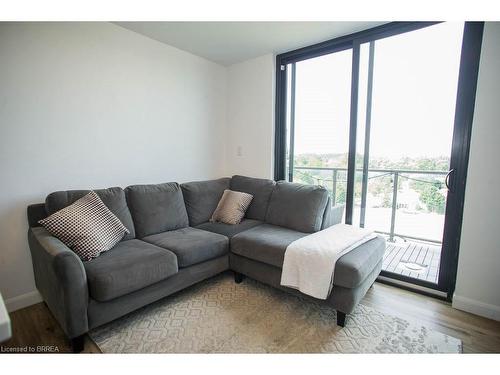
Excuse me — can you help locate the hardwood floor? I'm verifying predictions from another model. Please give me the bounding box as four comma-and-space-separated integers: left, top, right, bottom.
2, 302, 100, 353
3, 280, 500, 353
362, 283, 500, 353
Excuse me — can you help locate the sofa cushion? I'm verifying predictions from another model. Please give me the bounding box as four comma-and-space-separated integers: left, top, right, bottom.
125, 183, 189, 238
230, 175, 275, 221
333, 236, 386, 288
265, 181, 329, 233
45, 187, 135, 240
143, 227, 229, 268
230, 223, 307, 268
181, 178, 230, 226
84, 239, 178, 302
195, 219, 263, 238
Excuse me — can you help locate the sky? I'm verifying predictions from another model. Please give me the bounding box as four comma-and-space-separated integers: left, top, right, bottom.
288, 22, 464, 161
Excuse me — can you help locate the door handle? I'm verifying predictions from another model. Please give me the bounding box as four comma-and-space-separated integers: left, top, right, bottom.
445, 169, 454, 192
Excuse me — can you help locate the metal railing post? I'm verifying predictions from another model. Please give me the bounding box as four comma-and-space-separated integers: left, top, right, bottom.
389, 172, 399, 242
332, 169, 338, 205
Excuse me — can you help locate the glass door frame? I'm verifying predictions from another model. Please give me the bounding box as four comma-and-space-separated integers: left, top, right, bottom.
274, 22, 484, 300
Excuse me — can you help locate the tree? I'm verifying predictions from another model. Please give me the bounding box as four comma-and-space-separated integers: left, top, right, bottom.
418, 182, 446, 214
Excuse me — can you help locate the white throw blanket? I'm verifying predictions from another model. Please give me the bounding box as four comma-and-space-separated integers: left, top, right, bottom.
280, 224, 377, 300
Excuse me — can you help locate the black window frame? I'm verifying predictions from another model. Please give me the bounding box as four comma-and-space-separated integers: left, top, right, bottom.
274, 21, 484, 298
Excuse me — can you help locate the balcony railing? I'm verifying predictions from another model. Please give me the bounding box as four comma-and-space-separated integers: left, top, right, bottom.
293, 166, 448, 244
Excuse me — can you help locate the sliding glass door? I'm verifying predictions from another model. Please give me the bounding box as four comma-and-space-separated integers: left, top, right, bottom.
275, 22, 484, 298
355, 23, 464, 287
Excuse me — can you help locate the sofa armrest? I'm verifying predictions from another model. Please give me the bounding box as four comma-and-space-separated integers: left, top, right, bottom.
28, 227, 89, 338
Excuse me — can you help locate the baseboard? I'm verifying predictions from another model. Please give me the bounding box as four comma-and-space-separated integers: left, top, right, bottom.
5, 290, 42, 313
452, 294, 500, 321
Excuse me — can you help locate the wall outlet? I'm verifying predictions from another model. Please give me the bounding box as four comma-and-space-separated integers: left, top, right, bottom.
237, 146, 242, 157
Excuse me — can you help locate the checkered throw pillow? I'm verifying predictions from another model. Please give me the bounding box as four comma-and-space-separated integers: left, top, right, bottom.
39, 191, 130, 261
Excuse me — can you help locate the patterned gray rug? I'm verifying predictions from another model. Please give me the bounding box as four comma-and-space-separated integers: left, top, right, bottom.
90, 273, 462, 353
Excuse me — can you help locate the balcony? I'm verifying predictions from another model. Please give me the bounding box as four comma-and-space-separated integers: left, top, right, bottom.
292, 166, 448, 284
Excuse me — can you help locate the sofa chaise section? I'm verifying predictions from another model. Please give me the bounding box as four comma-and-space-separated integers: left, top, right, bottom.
230, 237, 385, 324
229, 179, 385, 326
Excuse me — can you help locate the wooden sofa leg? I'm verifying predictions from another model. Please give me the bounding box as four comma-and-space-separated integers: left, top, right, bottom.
336, 311, 347, 327
71, 335, 85, 353
234, 272, 245, 284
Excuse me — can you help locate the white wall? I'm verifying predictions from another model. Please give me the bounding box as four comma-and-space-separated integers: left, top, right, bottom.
0, 22, 227, 311
225, 54, 275, 179
453, 22, 500, 321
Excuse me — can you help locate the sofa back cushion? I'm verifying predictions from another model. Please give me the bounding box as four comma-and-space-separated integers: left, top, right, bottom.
180, 178, 230, 226
265, 181, 329, 233
45, 187, 135, 240
125, 183, 189, 237
230, 175, 275, 221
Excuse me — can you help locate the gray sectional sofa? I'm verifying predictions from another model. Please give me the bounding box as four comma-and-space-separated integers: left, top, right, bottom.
26, 175, 385, 352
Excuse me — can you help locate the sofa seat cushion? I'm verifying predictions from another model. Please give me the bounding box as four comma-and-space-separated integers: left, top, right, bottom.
333, 236, 386, 288
84, 239, 178, 302
195, 219, 263, 238
230, 224, 307, 268
143, 227, 229, 268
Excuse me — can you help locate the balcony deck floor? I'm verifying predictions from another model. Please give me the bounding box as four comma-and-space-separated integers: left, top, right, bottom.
382, 240, 441, 284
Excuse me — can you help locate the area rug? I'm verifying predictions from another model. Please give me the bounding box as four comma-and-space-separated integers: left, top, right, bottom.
89, 273, 462, 353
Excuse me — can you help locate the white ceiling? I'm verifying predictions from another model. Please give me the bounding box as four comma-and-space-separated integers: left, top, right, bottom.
114, 22, 386, 66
